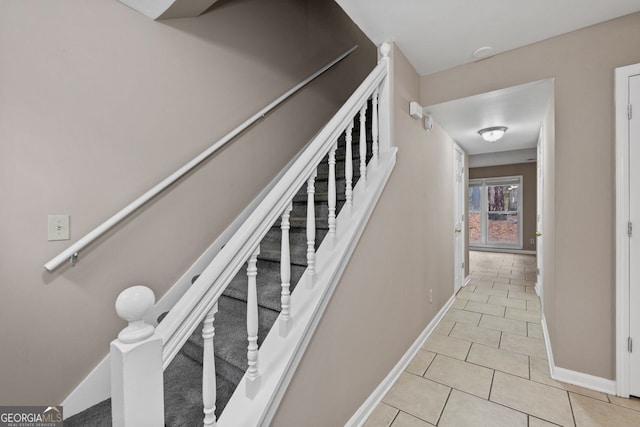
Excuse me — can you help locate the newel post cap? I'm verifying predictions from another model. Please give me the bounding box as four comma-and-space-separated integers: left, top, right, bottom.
379, 42, 391, 58
115, 285, 156, 344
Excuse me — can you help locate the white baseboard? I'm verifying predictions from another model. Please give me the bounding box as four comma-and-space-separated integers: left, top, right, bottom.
540, 313, 556, 378
61, 151, 303, 419
541, 313, 616, 396
463, 276, 471, 287
470, 247, 536, 255
535, 282, 540, 296
345, 293, 456, 427
552, 367, 617, 395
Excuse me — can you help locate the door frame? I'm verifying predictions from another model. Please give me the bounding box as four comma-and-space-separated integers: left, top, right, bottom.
453, 143, 466, 293
536, 125, 544, 303
615, 62, 640, 397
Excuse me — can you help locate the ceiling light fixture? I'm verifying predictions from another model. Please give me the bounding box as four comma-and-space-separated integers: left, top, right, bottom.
478, 126, 508, 142
472, 46, 493, 59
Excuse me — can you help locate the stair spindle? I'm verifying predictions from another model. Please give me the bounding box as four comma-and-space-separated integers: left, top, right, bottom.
202, 302, 218, 427
372, 89, 379, 168
280, 203, 293, 337
246, 247, 261, 398
306, 170, 317, 288
345, 122, 354, 215
328, 142, 338, 248
359, 104, 367, 189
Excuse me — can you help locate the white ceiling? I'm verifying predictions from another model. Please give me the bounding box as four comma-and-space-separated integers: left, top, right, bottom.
425, 79, 554, 156
334, 1, 640, 167
335, 0, 640, 76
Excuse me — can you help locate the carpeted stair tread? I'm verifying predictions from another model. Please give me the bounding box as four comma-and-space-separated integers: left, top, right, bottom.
64, 399, 111, 427
64, 352, 236, 426
293, 190, 347, 203
183, 295, 277, 384
163, 352, 237, 425
289, 198, 346, 221
259, 227, 328, 266
222, 259, 305, 312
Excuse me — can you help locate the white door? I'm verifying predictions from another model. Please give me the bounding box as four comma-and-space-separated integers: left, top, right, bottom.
629, 73, 640, 396
536, 127, 544, 302
453, 145, 465, 292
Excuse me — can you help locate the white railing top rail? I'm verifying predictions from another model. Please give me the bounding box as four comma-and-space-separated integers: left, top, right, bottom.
44, 45, 358, 272
155, 47, 390, 368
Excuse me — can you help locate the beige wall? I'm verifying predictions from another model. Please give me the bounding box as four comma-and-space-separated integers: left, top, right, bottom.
273, 44, 457, 426
421, 12, 640, 379
0, 0, 375, 404
470, 163, 537, 252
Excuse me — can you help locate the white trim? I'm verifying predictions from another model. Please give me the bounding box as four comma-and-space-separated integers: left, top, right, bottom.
118, 0, 218, 20
615, 62, 640, 398
535, 282, 540, 297
463, 276, 472, 287
61, 356, 110, 419
552, 367, 617, 396
541, 312, 616, 396
218, 149, 397, 427
469, 247, 535, 255
541, 313, 556, 377
453, 143, 466, 293
62, 149, 304, 418
345, 293, 456, 427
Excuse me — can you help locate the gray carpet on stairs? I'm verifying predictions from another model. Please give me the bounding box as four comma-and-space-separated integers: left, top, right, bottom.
66, 104, 374, 426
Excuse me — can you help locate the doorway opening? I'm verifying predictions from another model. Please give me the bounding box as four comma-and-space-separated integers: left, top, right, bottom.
425, 78, 554, 301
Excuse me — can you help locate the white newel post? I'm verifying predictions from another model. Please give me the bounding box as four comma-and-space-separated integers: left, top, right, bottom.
246, 247, 261, 398
377, 42, 392, 154
306, 170, 317, 288
111, 286, 164, 427
345, 122, 354, 215
202, 302, 219, 427
280, 203, 293, 337
372, 88, 380, 168
328, 142, 338, 248
359, 103, 368, 189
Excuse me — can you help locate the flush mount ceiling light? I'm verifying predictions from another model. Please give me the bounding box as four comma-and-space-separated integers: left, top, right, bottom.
472, 46, 493, 59
478, 126, 508, 142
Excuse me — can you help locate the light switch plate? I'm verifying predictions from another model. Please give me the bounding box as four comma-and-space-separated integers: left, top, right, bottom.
48, 215, 70, 241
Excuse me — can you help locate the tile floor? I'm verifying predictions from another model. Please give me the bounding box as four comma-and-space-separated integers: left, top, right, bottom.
363, 251, 640, 427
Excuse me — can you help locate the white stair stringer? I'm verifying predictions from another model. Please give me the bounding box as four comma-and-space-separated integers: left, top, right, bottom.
218, 148, 397, 427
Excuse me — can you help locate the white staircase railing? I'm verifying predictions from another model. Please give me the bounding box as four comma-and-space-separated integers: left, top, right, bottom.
110, 42, 394, 427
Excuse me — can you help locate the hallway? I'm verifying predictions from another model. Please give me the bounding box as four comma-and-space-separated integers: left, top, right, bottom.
363, 251, 640, 426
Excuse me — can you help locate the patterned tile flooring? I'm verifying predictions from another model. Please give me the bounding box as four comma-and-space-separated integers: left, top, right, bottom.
363, 251, 640, 427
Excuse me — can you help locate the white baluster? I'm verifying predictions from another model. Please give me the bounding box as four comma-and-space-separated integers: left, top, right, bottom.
111, 286, 164, 427
345, 122, 354, 215
246, 247, 261, 398
280, 203, 293, 337
372, 89, 379, 168
202, 302, 218, 427
328, 142, 338, 248
359, 103, 368, 189
376, 43, 392, 154
306, 170, 317, 288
